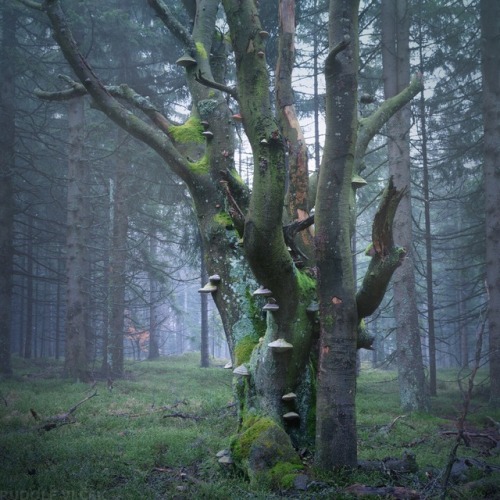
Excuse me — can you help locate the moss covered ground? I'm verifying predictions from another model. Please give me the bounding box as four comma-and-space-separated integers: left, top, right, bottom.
0, 356, 499, 498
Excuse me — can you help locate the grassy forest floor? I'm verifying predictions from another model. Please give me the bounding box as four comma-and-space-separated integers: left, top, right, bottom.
1, 354, 500, 499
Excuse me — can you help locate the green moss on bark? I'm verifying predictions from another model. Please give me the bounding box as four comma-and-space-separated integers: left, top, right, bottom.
170, 117, 204, 144
187, 155, 209, 174
230, 414, 301, 488
213, 211, 233, 227
235, 334, 260, 365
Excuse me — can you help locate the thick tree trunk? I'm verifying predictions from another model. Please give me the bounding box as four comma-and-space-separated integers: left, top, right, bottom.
0, 2, 16, 376
64, 96, 91, 381
480, 0, 500, 407
314, 0, 360, 470
382, 0, 429, 412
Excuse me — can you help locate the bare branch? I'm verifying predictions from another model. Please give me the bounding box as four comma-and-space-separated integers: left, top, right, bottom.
324, 36, 351, 68
356, 73, 424, 170
147, 0, 195, 54
195, 71, 238, 101
16, 0, 43, 10
36, 77, 172, 134
42, 0, 191, 181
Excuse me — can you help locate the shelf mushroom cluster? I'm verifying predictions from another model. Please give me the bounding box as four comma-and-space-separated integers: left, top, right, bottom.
198, 274, 221, 294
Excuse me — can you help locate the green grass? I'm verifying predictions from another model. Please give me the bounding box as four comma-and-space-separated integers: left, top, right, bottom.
1, 356, 499, 498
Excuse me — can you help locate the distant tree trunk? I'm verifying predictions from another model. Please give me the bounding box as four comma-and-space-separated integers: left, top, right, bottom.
24, 224, 34, 359
108, 142, 130, 377
200, 243, 210, 367
419, 81, 437, 395
0, 2, 16, 375
382, 0, 429, 411
148, 234, 160, 360
64, 96, 91, 381
481, 0, 500, 407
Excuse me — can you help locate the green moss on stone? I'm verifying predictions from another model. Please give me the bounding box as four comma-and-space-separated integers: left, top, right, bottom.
232, 416, 275, 462
170, 117, 204, 144
234, 334, 260, 365
269, 462, 303, 489
296, 270, 316, 298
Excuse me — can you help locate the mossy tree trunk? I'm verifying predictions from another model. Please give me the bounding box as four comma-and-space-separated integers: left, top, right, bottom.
34, 0, 423, 478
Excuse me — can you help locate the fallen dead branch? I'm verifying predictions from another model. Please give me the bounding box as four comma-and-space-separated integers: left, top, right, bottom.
32, 390, 98, 432
344, 483, 420, 499
162, 412, 204, 421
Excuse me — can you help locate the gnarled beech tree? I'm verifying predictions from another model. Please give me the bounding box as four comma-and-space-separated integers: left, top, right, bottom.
24, 0, 423, 479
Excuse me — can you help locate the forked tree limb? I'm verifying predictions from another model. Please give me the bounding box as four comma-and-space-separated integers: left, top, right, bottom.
356, 177, 406, 319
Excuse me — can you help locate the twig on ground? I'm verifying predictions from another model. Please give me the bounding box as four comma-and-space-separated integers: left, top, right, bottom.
36, 390, 98, 432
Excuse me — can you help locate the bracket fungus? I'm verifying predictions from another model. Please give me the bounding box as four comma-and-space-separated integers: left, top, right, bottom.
175, 55, 197, 68
202, 130, 214, 140
198, 283, 217, 293
306, 301, 319, 314
351, 174, 367, 189
208, 274, 221, 284
283, 411, 300, 421
253, 286, 273, 297
223, 361, 233, 369
263, 300, 279, 312
281, 392, 297, 402
233, 364, 250, 376
216, 450, 234, 465
268, 338, 293, 352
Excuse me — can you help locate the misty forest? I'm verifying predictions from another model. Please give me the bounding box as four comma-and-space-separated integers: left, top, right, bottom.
1, 0, 500, 498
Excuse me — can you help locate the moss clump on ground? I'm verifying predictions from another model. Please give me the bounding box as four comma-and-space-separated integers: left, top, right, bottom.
232, 415, 275, 462
231, 415, 301, 489
234, 334, 260, 365
269, 461, 303, 489
170, 117, 204, 144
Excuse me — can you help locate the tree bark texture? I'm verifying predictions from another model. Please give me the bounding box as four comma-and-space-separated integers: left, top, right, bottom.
64, 96, 90, 381
480, 0, 500, 407
0, 2, 17, 375
382, 0, 429, 412
314, 0, 360, 470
